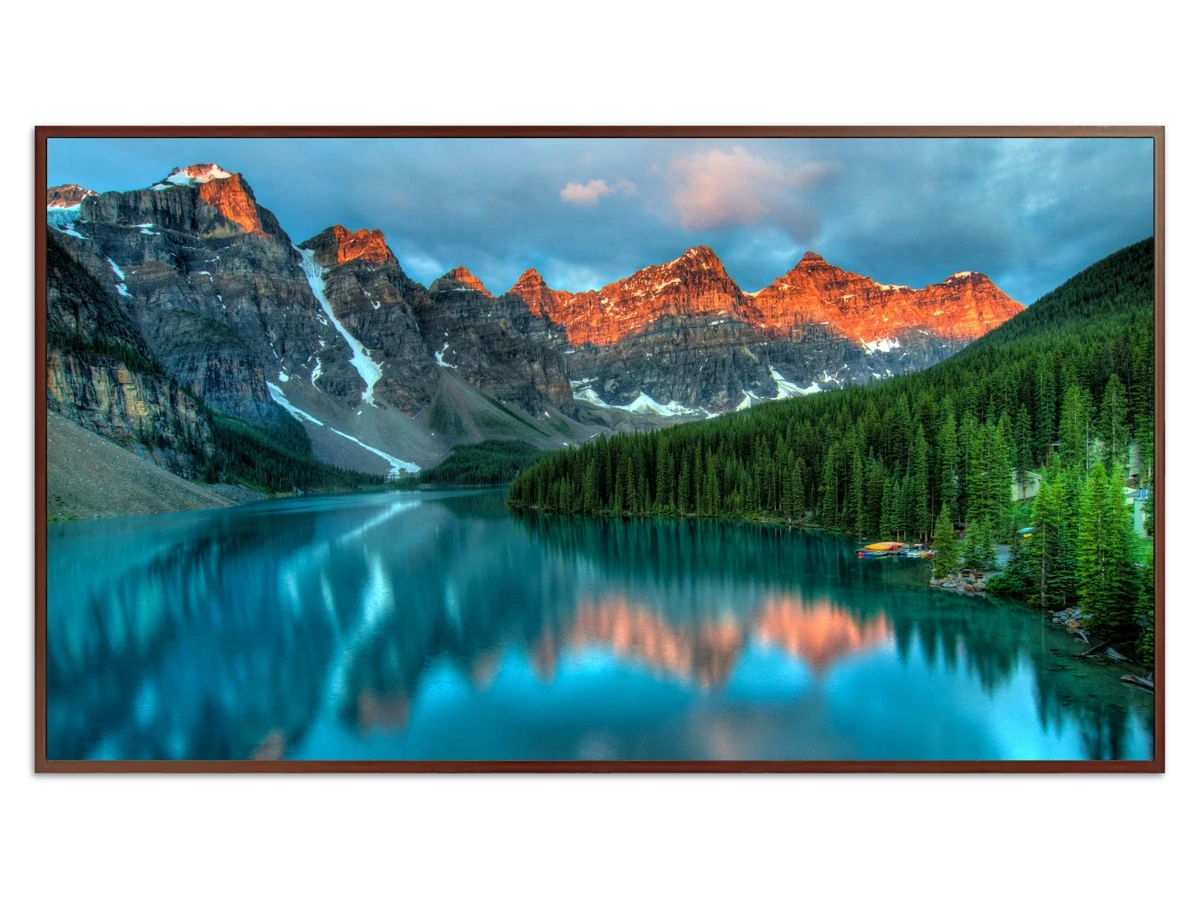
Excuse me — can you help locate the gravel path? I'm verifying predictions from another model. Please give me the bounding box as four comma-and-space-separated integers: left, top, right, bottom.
46, 412, 236, 519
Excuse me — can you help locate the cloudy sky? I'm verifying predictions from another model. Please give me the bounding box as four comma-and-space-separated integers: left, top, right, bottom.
48, 137, 1153, 304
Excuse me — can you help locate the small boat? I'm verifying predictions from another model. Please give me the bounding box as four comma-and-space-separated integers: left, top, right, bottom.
1018, 527, 1035, 539
864, 542, 903, 552
904, 548, 935, 559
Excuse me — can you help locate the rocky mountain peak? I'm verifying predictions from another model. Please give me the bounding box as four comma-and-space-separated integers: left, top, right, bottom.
47, 184, 97, 208
302, 224, 393, 267
431, 266, 493, 297
672, 245, 724, 271
799, 250, 827, 265
512, 268, 548, 291
142, 163, 264, 234
508, 268, 576, 322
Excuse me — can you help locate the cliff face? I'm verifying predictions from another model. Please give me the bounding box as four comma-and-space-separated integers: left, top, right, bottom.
298, 225, 437, 413
413, 266, 575, 414
46, 232, 214, 478
51, 167, 361, 424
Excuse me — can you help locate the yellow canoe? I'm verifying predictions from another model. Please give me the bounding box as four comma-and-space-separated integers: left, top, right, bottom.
864, 542, 903, 552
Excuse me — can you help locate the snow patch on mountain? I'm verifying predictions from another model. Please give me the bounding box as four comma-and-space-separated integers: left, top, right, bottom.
296, 246, 382, 406
267, 382, 324, 425
434, 342, 456, 368
329, 428, 420, 476
860, 336, 901, 354
770, 365, 821, 398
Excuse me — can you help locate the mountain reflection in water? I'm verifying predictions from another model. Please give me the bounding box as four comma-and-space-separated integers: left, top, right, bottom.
47, 489, 1153, 761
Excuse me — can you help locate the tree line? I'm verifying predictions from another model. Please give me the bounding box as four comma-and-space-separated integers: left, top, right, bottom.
399, 439, 544, 488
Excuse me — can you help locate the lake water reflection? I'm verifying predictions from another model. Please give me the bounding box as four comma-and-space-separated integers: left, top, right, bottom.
46, 489, 1153, 761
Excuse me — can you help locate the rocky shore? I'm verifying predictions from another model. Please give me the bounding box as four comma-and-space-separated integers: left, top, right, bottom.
929, 569, 994, 593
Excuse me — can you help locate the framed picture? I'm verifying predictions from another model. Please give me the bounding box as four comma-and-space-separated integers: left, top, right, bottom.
35, 127, 1163, 772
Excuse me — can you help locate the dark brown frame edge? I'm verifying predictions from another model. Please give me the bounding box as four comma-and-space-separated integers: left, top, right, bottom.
33, 125, 1166, 773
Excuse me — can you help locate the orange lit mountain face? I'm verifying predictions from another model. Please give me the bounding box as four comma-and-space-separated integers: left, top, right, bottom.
305, 224, 392, 267
750, 251, 1024, 343
196, 176, 264, 235
507, 246, 1022, 347
509, 246, 751, 346
431, 266, 493, 297
509, 268, 575, 321
756, 599, 891, 673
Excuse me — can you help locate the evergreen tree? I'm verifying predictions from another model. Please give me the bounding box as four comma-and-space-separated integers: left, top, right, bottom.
1058, 383, 1094, 470
961, 518, 997, 570
818, 446, 838, 528
1014, 405, 1034, 496
911, 425, 931, 539
988, 529, 1038, 601
1078, 463, 1138, 636
780, 458, 795, 522
677, 455, 690, 516
582, 460, 597, 513
959, 411, 978, 522
938, 410, 959, 522
931, 503, 958, 579
655, 439, 672, 513
1035, 358, 1057, 465
1098, 372, 1130, 471
988, 415, 1015, 538
965, 425, 988, 526
792, 462, 805, 524
848, 450, 865, 536
880, 476, 899, 538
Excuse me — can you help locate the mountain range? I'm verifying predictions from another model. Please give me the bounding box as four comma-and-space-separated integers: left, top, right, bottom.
45, 162, 1023, 483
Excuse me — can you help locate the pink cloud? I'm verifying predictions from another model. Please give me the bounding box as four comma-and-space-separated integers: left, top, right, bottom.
560, 178, 637, 205
560, 179, 613, 205
669, 146, 839, 230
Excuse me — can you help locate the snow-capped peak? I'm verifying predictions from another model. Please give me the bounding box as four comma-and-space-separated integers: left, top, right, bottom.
155, 163, 235, 188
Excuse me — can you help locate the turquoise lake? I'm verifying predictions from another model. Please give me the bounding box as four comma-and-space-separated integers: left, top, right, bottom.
46, 489, 1153, 761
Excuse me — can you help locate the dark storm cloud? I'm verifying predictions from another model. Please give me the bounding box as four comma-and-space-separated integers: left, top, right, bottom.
48, 136, 1153, 303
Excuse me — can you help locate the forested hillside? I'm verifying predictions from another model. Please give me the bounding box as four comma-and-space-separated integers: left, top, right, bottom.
403, 440, 543, 487
510, 238, 1156, 650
